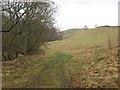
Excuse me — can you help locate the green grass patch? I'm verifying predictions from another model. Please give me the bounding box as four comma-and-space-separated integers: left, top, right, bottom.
22, 52, 73, 88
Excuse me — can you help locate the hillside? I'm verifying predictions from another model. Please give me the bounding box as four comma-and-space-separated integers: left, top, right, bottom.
62, 28, 82, 39
2, 27, 118, 88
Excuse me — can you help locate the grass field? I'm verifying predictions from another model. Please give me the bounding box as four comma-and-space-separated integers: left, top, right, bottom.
2, 26, 118, 88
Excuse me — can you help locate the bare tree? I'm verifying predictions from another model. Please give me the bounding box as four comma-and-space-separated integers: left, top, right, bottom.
1, 1, 60, 61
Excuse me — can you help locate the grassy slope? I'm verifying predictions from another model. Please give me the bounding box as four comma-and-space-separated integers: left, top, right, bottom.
2, 27, 118, 88
50, 27, 118, 53
62, 28, 82, 38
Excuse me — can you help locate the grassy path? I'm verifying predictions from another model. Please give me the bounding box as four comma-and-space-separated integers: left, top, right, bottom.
3, 28, 118, 88
23, 52, 73, 88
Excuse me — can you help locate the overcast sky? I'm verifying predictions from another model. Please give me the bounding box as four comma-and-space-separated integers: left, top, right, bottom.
53, 0, 119, 30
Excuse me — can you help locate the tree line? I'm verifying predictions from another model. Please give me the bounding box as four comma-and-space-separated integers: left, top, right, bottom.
1, 0, 63, 61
